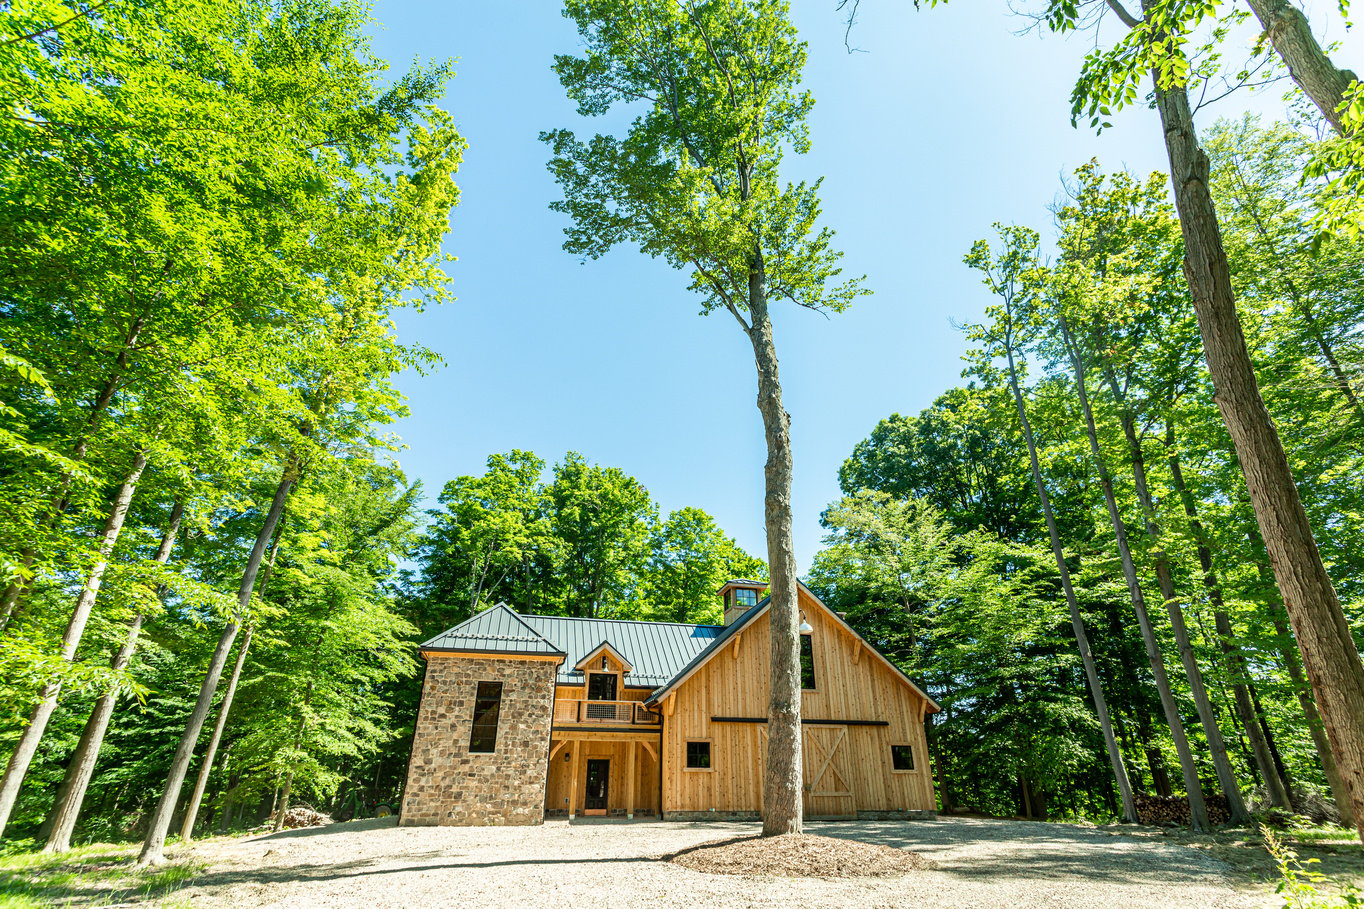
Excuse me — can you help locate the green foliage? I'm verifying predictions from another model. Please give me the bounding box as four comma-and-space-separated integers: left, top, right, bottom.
1265, 826, 1363, 908
408, 450, 766, 630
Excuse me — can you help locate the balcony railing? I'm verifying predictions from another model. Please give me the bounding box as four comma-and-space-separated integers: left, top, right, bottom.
553, 698, 661, 726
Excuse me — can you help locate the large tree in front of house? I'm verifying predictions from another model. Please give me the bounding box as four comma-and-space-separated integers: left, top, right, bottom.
543, 0, 865, 835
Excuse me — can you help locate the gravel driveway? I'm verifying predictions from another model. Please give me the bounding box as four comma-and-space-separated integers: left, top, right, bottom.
171, 816, 1270, 908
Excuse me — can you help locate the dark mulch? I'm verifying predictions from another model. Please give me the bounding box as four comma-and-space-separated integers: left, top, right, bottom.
666, 833, 935, 878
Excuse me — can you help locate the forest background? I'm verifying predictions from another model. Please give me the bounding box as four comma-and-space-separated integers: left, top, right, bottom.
6, 0, 1364, 854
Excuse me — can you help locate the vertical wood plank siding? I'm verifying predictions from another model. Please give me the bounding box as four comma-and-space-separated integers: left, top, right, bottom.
660, 588, 934, 815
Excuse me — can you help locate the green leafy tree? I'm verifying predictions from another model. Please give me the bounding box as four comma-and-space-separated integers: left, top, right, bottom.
543, 0, 865, 835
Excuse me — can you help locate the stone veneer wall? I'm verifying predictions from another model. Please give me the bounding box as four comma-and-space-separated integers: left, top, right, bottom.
399, 654, 558, 826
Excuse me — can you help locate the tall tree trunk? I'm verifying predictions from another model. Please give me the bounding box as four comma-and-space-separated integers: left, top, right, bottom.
0, 317, 148, 637
42, 501, 185, 853
1243, 0, 1357, 134
179, 626, 254, 842
1058, 318, 1209, 828
1145, 51, 1364, 840
1000, 318, 1137, 822
1164, 437, 1292, 811
179, 521, 282, 843
138, 465, 296, 865
1097, 365, 1248, 822
0, 449, 148, 838
744, 274, 803, 838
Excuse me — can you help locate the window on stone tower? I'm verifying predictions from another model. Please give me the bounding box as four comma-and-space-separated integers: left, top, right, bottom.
469, 681, 503, 753
735, 588, 758, 609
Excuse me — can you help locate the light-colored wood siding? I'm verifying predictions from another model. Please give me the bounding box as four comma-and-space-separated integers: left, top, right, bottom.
545, 737, 660, 816
554, 684, 651, 702
661, 587, 934, 815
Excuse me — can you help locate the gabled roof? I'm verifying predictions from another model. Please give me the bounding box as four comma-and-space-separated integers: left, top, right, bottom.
574, 640, 634, 672
643, 582, 941, 713
420, 603, 565, 657
521, 614, 722, 687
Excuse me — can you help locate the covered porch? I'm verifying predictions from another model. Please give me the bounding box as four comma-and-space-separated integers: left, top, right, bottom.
546, 730, 661, 819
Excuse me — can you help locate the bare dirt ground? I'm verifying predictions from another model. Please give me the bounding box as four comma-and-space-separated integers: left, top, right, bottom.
160, 815, 1282, 909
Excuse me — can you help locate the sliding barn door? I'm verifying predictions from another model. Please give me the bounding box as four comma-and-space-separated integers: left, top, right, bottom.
802, 725, 856, 818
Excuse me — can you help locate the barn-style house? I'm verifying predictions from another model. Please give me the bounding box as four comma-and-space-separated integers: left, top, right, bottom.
398, 580, 940, 825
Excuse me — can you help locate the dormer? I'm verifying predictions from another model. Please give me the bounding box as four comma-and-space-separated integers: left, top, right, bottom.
719, 578, 768, 626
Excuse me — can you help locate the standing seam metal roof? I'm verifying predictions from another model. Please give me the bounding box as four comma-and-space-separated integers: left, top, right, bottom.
418, 604, 724, 687
419, 603, 565, 656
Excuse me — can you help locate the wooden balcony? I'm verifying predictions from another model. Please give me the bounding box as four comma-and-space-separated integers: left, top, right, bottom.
553, 698, 661, 727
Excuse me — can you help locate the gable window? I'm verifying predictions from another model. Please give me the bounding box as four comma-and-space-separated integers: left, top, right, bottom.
685, 740, 712, 770
800, 635, 816, 690
891, 744, 915, 772
468, 681, 503, 753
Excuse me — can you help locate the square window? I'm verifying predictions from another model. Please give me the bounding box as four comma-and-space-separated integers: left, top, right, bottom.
469, 681, 503, 753
891, 744, 915, 771
686, 740, 711, 769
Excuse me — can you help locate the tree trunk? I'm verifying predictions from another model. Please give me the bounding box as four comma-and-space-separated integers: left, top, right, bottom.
0, 449, 148, 839
179, 625, 254, 842
1244, 0, 1357, 134
1059, 316, 1208, 828
1146, 54, 1364, 841
0, 317, 148, 638
1164, 439, 1292, 810
1098, 368, 1247, 823
1000, 322, 1137, 822
138, 466, 295, 865
744, 272, 803, 838
41, 502, 185, 853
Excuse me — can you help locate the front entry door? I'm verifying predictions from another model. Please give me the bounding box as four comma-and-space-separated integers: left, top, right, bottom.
585, 759, 610, 815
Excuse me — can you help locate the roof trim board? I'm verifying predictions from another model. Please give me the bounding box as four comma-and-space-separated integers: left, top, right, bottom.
643, 582, 941, 713
574, 640, 634, 672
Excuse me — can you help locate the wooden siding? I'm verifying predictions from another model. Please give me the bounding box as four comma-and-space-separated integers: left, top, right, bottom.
660, 587, 934, 815
545, 736, 660, 816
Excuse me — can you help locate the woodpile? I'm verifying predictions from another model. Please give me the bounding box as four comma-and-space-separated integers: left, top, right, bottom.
1134, 792, 1230, 826
278, 804, 332, 829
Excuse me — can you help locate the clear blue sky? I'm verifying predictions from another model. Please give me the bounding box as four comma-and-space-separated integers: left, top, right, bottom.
365, 1, 1360, 573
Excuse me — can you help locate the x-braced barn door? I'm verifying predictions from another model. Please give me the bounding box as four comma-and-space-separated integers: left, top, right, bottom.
756, 724, 857, 818
802, 726, 856, 818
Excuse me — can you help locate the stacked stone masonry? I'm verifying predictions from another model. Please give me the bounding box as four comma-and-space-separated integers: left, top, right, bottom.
399, 655, 556, 826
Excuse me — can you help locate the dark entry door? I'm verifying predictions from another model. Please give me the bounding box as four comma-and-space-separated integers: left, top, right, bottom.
587, 673, 617, 700
585, 759, 610, 812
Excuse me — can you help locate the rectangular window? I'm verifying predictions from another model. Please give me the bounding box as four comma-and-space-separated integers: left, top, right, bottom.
686, 740, 711, 770
735, 588, 758, 608
800, 635, 816, 690
891, 744, 915, 771
468, 681, 503, 753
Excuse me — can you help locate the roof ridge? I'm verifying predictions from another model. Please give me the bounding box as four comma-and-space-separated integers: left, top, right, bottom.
491, 602, 564, 651
520, 612, 723, 629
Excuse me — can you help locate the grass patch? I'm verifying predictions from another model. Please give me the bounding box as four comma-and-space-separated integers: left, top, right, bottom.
0, 840, 204, 907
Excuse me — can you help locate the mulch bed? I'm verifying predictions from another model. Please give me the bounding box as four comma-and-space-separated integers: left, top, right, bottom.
666, 833, 935, 878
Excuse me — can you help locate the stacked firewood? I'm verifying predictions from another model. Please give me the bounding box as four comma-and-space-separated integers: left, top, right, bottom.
1134, 793, 1230, 826
278, 804, 332, 829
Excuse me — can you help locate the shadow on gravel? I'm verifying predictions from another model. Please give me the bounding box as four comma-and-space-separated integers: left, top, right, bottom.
806, 819, 1225, 883
181, 853, 656, 897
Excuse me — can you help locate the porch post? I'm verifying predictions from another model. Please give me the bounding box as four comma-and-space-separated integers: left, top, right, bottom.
627, 741, 636, 820
568, 743, 581, 820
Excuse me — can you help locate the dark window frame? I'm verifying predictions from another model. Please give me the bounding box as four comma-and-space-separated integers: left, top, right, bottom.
734, 588, 758, 609
800, 634, 816, 690
891, 743, 915, 772
685, 740, 712, 770
468, 681, 503, 753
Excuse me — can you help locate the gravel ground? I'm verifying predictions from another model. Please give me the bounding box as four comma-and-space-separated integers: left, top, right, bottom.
169, 816, 1272, 909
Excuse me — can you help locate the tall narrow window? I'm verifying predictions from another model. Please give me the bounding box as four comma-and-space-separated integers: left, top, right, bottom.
800, 635, 816, 690
469, 681, 503, 753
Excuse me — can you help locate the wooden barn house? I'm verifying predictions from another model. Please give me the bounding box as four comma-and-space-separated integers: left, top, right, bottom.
398, 580, 940, 825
